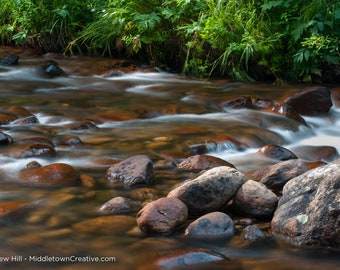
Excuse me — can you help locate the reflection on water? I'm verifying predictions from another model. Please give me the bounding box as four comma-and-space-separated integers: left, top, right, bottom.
0, 47, 339, 269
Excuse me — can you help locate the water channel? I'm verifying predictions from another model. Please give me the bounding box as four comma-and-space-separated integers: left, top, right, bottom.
0, 46, 339, 269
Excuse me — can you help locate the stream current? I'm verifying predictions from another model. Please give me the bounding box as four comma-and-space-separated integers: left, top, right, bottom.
0, 47, 339, 269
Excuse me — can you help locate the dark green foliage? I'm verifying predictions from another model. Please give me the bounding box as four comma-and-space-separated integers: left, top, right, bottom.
1, 0, 339, 82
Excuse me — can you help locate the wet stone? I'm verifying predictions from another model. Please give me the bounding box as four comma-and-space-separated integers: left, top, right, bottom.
177, 154, 236, 173
283, 86, 333, 116
4, 106, 34, 118
153, 249, 226, 269
0, 54, 19, 66
232, 180, 278, 219
105, 155, 154, 187
0, 112, 17, 125
291, 145, 340, 163
257, 144, 297, 160
271, 159, 340, 248
136, 197, 188, 235
259, 159, 309, 191
241, 225, 266, 242
98, 196, 139, 215
4, 143, 56, 159
40, 60, 67, 78
168, 166, 246, 216
185, 212, 234, 240
18, 163, 78, 187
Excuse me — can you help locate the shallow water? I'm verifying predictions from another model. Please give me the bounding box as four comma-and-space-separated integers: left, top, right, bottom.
0, 46, 339, 270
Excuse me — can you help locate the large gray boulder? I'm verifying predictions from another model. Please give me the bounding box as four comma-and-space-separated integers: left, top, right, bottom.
271, 159, 340, 248
167, 166, 245, 216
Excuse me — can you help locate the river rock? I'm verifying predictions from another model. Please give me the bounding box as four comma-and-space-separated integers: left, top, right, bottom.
98, 196, 138, 215
283, 86, 333, 116
4, 143, 56, 159
167, 166, 246, 216
271, 159, 340, 248
0, 112, 17, 125
4, 106, 35, 118
152, 249, 225, 269
291, 145, 340, 163
177, 154, 235, 173
18, 163, 78, 187
232, 180, 278, 219
0, 55, 19, 66
0, 132, 13, 145
40, 60, 67, 78
222, 96, 253, 110
185, 212, 234, 240
257, 144, 297, 160
241, 225, 266, 242
136, 197, 188, 235
105, 155, 154, 187
270, 103, 307, 125
259, 159, 309, 191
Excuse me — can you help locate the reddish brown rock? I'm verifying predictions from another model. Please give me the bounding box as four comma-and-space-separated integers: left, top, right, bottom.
291, 145, 340, 163
0, 112, 17, 125
18, 163, 78, 187
177, 154, 235, 173
5, 144, 56, 159
270, 103, 307, 125
257, 144, 297, 160
185, 212, 234, 240
222, 96, 253, 110
105, 155, 154, 187
232, 180, 278, 219
259, 159, 309, 191
136, 197, 188, 235
283, 86, 333, 116
4, 106, 34, 118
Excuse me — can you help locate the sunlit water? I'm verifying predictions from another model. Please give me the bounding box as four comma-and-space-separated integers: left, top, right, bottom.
0, 47, 339, 269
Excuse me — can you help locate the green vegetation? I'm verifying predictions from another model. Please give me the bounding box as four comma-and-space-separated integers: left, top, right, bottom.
1, 0, 339, 82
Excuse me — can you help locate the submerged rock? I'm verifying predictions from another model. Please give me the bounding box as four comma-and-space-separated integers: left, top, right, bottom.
271, 159, 340, 248
0, 55, 19, 66
241, 225, 266, 242
136, 197, 188, 235
98, 196, 139, 215
185, 212, 234, 240
152, 249, 226, 269
105, 155, 154, 187
18, 163, 78, 187
177, 154, 235, 173
168, 166, 246, 216
257, 144, 297, 161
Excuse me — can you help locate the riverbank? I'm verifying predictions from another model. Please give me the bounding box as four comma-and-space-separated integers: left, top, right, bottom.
1, 1, 339, 83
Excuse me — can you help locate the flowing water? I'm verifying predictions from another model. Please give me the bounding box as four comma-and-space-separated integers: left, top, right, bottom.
0, 46, 339, 270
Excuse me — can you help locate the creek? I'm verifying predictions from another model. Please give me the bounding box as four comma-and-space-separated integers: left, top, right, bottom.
0, 46, 339, 270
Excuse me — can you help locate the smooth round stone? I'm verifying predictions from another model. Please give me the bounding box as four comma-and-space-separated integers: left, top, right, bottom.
136, 197, 188, 235
18, 163, 78, 187
185, 212, 234, 240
